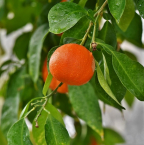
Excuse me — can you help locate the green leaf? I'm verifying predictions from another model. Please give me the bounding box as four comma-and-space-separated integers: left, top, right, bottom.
38, 0, 61, 25
0, 0, 4, 20
60, 16, 90, 44
13, 32, 31, 60
0, 127, 7, 145
98, 21, 117, 48
20, 102, 31, 119
79, 0, 88, 7
1, 96, 20, 137
96, 61, 125, 109
97, 42, 144, 101
42, 72, 53, 96
104, 128, 125, 145
0, 79, 8, 98
47, 46, 59, 71
2, 1, 42, 34
87, 9, 95, 22
113, 13, 143, 47
135, 0, 144, 19
63, 37, 81, 44
6, 67, 26, 97
101, 53, 126, 102
118, 0, 135, 31
124, 90, 135, 108
7, 118, 32, 145
45, 114, 70, 145
108, 0, 126, 22
52, 93, 74, 117
90, 73, 123, 110
32, 103, 65, 145
32, 105, 49, 145
1, 68, 25, 137
28, 24, 49, 82
45, 103, 64, 126
102, 53, 111, 86
48, 2, 87, 34
68, 82, 103, 137
103, 13, 112, 20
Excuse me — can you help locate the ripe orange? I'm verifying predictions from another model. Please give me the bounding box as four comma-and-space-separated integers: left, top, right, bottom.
61, 0, 67, 2
49, 44, 95, 86
42, 59, 68, 93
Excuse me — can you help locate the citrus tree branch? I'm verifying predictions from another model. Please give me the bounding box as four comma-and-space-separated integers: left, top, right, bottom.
34, 82, 63, 126
80, 21, 93, 46
94, 0, 108, 17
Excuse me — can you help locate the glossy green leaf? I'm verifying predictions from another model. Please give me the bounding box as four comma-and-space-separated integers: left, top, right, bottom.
79, 0, 88, 7
101, 53, 126, 102
118, 0, 135, 31
113, 13, 143, 47
60, 16, 90, 44
38, 0, 61, 25
7, 118, 32, 145
96, 61, 125, 109
97, 42, 144, 101
1, 68, 25, 137
112, 52, 144, 101
87, 9, 95, 22
33, 103, 64, 145
63, 37, 81, 44
13, 32, 31, 60
68, 83, 103, 137
45, 103, 64, 126
47, 46, 59, 71
108, 0, 126, 22
52, 93, 74, 117
90, 73, 123, 110
103, 128, 125, 145
42, 72, 53, 96
102, 53, 111, 86
1, 96, 20, 137
124, 90, 135, 108
103, 13, 112, 20
124, 51, 137, 61
135, 0, 144, 19
20, 102, 31, 119
48, 2, 87, 34
6, 67, 26, 97
98, 21, 117, 48
28, 24, 49, 82
32, 105, 49, 145
45, 114, 70, 145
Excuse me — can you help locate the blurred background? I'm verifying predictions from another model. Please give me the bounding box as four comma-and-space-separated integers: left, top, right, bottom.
0, 0, 144, 145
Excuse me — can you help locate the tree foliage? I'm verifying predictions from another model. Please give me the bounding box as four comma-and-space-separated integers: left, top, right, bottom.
0, 0, 144, 144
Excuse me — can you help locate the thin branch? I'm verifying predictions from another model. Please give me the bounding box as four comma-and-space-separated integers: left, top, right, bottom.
94, 0, 108, 17
80, 21, 93, 46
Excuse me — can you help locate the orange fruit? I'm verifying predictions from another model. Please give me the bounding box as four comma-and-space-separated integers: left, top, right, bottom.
42, 59, 68, 93
49, 44, 95, 86
61, 0, 67, 2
